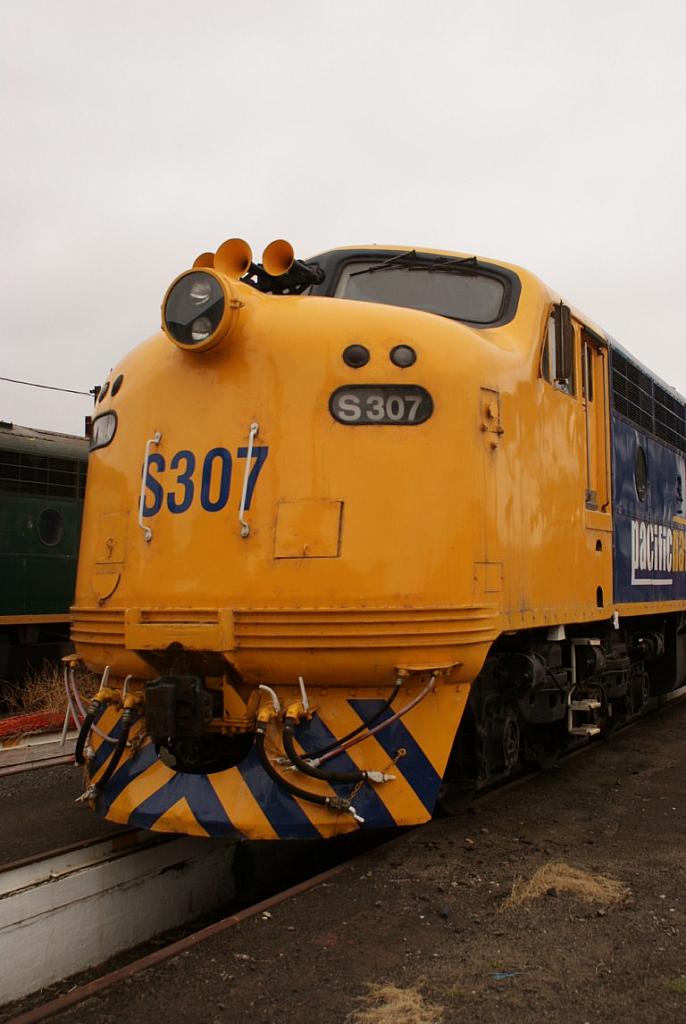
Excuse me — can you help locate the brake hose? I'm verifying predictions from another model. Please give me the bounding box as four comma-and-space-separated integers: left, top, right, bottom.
303, 676, 403, 760
255, 724, 357, 816
282, 717, 366, 784
94, 707, 136, 791
74, 699, 102, 765
316, 673, 437, 765
68, 668, 118, 743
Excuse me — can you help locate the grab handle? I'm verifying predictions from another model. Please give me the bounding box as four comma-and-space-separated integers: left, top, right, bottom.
138, 432, 162, 542
239, 422, 259, 538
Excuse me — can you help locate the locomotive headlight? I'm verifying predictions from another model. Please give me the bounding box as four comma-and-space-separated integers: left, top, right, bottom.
191, 316, 213, 341
162, 270, 231, 352
189, 278, 212, 306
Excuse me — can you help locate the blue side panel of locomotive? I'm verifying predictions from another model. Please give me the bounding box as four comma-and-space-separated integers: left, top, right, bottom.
610, 345, 686, 604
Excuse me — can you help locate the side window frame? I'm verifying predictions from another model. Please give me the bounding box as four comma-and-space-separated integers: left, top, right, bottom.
540, 302, 576, 396
581, 330, 594, 403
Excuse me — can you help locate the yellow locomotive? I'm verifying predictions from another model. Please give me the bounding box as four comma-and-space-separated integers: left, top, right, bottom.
72, 239, 686, 838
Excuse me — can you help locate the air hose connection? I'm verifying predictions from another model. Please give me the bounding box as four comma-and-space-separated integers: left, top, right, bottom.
281, 708, 395, 787
253, 670, 440, 822
254, 715, 365, 823
74, 665, 117, 765
75, 672, 144, 804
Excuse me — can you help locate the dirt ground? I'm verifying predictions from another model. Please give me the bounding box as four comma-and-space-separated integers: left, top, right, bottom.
8, 699, 686, 1024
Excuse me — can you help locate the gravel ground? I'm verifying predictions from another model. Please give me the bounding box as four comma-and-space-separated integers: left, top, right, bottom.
0, 763, 124, 864
20, 697, 684, 1024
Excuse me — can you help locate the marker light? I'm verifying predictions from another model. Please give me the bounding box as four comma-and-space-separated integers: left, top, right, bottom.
90, 411, 117, 451
390, 345, 417, 368
343, 344, 370, 368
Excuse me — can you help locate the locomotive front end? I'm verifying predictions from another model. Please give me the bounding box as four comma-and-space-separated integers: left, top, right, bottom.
72, 239, 513, 838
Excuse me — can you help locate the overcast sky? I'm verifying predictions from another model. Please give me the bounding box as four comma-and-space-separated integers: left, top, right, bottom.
1, 0, 685, 435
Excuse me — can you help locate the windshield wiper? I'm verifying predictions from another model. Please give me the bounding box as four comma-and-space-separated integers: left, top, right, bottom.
349, 253, 477, 278
349, 250, 418, 277
426, 255, 478, 271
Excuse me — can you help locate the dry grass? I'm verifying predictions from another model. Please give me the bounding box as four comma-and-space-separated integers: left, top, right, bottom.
347, 984, 443, 1024
4, 662, 98, 715
503, 860, 630, 910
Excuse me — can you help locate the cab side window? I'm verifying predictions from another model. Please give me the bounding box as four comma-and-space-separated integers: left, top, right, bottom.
541, 303, 576, 395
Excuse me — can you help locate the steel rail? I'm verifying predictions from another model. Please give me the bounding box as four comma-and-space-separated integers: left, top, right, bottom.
0, 753, 75, 777
0, 729, 76, 777
0, 827, 139, 876
0, 829, 236, 1008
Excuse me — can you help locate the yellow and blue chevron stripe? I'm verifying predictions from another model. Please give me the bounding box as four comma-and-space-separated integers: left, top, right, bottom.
86, 682, 470, 839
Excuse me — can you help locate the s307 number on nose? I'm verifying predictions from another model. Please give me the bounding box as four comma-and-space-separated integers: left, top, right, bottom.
329, 385, 433, 426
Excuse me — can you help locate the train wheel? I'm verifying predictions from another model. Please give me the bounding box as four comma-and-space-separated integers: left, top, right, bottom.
629, 667, 650, 716
500, 710, 520, 772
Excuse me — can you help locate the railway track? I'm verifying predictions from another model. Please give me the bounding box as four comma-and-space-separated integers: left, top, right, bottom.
0, 725, 76, 777
3, 685, 685, 1023
3, 843, 371, 1024
0, 830, 236, 1008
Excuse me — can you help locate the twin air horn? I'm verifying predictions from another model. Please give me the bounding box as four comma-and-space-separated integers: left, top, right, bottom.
162, 239, 325, 351
193, 238, 325, 294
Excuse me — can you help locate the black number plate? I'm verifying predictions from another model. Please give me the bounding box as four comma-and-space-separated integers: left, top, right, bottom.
329, 385, 433, 426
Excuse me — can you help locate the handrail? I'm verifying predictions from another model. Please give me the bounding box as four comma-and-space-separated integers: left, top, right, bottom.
239, 422, 259, 537
138, 432, 162, 542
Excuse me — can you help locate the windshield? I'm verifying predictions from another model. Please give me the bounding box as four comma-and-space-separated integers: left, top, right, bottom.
333, 260, 507, 324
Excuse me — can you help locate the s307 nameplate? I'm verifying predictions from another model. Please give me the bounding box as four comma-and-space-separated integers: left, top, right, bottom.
329, 385, 433, 426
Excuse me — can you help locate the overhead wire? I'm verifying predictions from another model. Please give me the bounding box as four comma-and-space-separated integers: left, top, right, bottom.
0, 375, 93, 397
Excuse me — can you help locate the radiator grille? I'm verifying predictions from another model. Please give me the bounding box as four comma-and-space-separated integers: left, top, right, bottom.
612, 350, 685, 450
